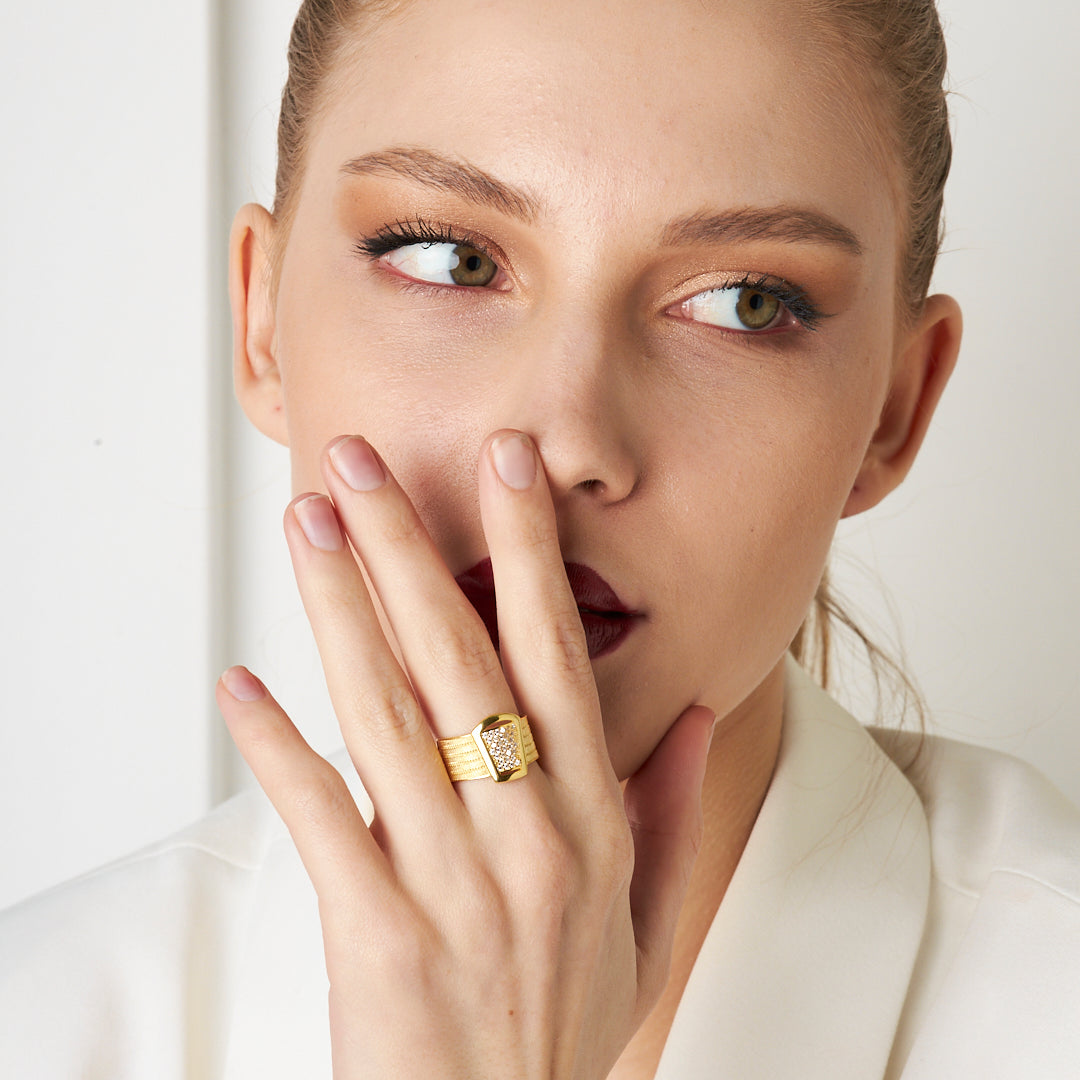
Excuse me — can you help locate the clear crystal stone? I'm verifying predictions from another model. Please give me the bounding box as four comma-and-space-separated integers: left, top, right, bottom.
482, 725, 522, 771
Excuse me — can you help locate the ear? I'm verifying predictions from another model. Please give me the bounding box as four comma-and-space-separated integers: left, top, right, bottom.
842, 293, 962, 517
229, 203, 288, 446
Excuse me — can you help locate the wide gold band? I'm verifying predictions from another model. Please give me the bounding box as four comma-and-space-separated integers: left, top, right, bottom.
437, 714, 538, 783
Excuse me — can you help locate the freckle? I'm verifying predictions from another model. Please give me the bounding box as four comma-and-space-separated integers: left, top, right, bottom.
508, 1009, 515, 1017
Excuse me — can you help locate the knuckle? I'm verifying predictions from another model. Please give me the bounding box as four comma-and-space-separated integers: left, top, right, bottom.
512, 510, 558, 556
292, 763, 354, 831
363, 909, 438, 981
520, 821, 582, 906
304, 571, 369, 619
454, 868, 512, 947
533, 606, 591, 675
375, 499, 428, 549
349, 681, 427, 745
419, 618, 501, 683
229, 706, 282, 756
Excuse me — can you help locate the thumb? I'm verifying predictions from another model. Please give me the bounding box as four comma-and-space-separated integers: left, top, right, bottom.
623, 704, 714, 1006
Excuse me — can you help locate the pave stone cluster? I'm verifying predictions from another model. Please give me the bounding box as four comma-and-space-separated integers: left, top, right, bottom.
482, 725, 523, 772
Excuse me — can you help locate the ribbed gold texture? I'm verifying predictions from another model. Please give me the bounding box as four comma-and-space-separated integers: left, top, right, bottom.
437, 715, 538, 782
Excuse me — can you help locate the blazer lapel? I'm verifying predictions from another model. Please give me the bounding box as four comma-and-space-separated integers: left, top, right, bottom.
658, 658, 931, 1079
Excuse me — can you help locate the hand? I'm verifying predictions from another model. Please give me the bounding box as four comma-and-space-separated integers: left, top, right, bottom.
216, 431, 714, 1079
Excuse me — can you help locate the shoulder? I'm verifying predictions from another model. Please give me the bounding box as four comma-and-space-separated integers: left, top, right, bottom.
0, 778, 287, 939
0, 750, 369, 1078
870, 728, 1080, 1078
0, 785, 286, 1078
871, 727, 1080, 906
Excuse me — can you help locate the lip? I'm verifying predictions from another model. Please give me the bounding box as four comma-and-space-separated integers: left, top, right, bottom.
455, 558, 642, 659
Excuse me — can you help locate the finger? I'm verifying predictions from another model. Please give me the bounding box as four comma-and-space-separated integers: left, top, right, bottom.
477, 431, 608, 780
285, 492, 459, 826
216, 665, 398, 909
622, 705, 714, 1006
320, 436, 516, 739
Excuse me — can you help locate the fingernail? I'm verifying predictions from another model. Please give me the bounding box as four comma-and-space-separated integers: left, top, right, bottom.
294, 494, 343, 552
491, 433, 536, 490
330, 436, 386, 492
221, 666, 265, 702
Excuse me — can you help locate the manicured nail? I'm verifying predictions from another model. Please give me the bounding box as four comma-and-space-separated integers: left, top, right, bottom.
221, 666, 265, 702
330, 436, 386, 491
491, 433, 536, 490
294, 494, 344, 551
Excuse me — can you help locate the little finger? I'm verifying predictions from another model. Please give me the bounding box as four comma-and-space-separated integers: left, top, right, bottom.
217, 665, 397, 910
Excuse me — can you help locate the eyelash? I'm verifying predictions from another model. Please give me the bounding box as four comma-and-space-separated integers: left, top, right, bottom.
355, 217, 496, 261
354, 219, 826, 332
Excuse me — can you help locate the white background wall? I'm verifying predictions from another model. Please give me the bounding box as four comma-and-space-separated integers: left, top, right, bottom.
1, 0, 1077, 911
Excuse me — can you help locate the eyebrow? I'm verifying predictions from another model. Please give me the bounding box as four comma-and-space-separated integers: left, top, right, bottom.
661, 207, 864, 256
340, 146, 863, 256
340, 146, 539, 222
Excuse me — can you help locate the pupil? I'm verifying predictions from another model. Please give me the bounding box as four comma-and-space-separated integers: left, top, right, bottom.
466, 254, 482, 272
749, 293, 764, 310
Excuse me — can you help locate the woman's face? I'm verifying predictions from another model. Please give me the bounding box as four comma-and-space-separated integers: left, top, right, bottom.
246, 0, 913, 777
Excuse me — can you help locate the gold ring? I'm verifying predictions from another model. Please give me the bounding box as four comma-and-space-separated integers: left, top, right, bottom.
437, 714, 538, 782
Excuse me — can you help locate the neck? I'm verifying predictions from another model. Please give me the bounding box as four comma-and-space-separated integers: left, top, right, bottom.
611, 657, 786, 1079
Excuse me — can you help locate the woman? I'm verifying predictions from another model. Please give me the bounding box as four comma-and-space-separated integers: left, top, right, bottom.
2, 0, 1078, 1076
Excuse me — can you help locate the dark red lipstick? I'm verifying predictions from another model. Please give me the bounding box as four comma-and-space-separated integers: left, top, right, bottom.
455, 558, 640, 659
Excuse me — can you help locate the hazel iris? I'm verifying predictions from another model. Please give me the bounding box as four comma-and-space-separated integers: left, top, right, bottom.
450, 245, 497, 286
735, 289, 780, 330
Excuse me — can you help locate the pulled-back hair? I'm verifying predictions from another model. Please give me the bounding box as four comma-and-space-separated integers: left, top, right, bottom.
271, 0, 401, 280
806, 0, 952, 321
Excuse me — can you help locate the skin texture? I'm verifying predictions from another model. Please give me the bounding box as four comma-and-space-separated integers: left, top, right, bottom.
222, 0, 962, 1075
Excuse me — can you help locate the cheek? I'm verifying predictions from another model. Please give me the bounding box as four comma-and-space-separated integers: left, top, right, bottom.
275, 274, 485, 496
666, 353, 883, 697
276, 327, 505, 584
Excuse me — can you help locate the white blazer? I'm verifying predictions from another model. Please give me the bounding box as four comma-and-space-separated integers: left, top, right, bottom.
2, 658, 1078, 1078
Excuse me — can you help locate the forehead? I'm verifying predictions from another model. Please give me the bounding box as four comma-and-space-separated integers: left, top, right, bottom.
305, 0, 895, 254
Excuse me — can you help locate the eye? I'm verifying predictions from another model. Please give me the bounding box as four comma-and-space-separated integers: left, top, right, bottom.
675, 284, 794, 333
383, 241, 499, 287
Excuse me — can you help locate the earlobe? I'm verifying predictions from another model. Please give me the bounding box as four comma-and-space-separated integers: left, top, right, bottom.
842, 294, 962, 518
229, 203, 288, 446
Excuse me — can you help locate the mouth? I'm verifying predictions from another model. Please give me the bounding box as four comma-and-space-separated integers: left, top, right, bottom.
454, 558, 642, 660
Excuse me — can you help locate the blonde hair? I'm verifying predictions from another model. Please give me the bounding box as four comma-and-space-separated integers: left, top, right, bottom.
790, 566, 927, 734
270, 0, 403, 287
807, 0, 952, 323
271, 0, 952, 721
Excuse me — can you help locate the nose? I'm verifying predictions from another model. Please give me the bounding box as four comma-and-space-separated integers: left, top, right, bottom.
493, 311, 642, 505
